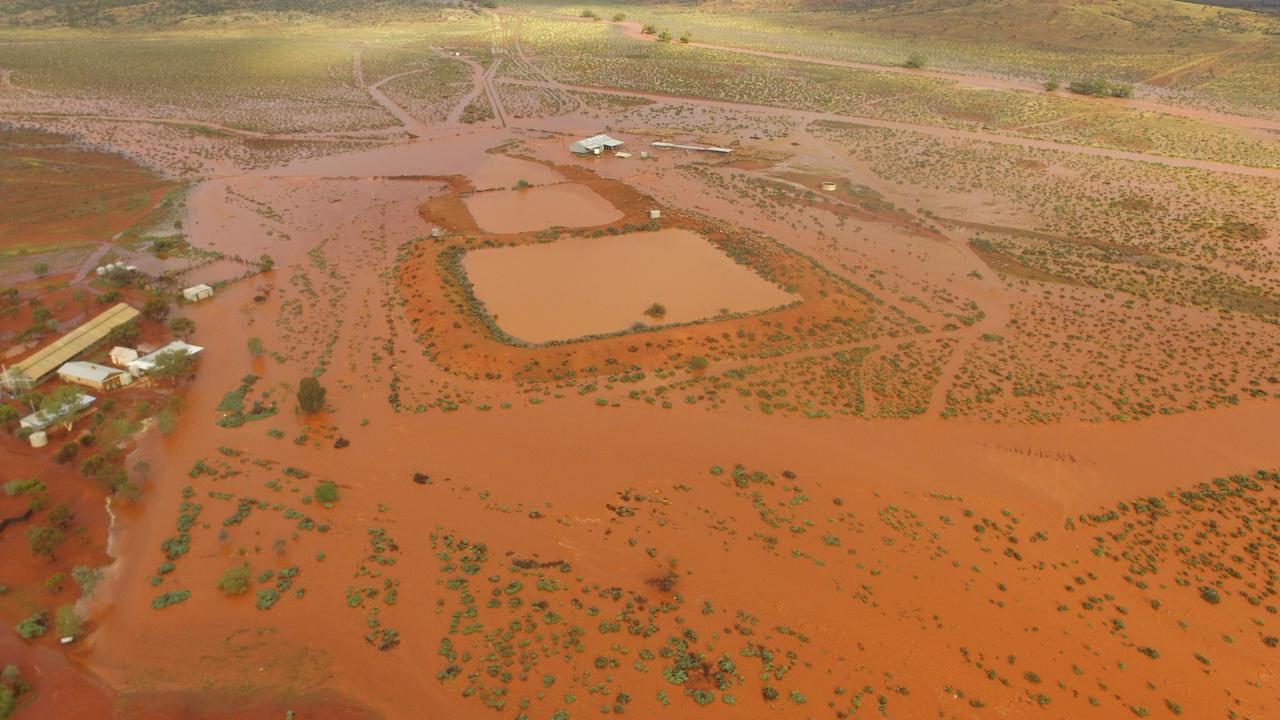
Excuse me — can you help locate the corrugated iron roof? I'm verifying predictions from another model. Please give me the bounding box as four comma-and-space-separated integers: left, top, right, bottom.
572, 134, 624, 150
8, 303, 140, 382
58, 361, 125, 384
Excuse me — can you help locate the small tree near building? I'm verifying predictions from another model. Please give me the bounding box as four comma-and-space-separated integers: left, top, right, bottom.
168, 316, 196, 340
149, 349, 194, 385
297, 376, 327, 414
106, 320, 139, 345
0, 404, 18, 432
142, 297, 170, 321
41, 386, 87, 433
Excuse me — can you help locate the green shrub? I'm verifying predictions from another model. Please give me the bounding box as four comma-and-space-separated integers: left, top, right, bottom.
297, 377, 327, 414
14, 614, 45, 639
151, 589, 191, 609
315, 481, 339, 504
217, 564, 251, 595
55, 605, 83, 638
256, 588, 280, 610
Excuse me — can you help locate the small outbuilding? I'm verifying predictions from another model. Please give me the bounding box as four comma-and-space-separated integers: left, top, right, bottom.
20, 394, 96, 432
650, 141, 733, 154
570, 134, 624, 155
183, 284, 214, 303
57, 361, 129, 391
127, 341, 204, 377
109, 346, 139, 367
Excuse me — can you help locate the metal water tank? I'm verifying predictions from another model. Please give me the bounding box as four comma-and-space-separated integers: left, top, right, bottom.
29, 431, 48, 448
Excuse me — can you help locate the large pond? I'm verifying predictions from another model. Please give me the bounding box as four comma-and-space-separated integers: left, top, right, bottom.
461, 228, 795, 344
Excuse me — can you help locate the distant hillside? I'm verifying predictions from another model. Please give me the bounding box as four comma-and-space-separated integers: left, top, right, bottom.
0, 0, 447, 27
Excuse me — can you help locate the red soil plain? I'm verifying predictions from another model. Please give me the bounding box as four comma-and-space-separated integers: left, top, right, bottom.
2, 5, 1280, 720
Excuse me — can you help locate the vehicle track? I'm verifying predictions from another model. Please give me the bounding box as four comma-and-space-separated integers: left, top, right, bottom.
496, 77, 1280, 179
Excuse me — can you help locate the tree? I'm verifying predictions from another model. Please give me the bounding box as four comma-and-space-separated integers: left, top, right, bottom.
1044, 78, 1060, 91
259, 254, 275, 271
13, 614, 45, 640
72, 565, 104, 599
0, 404, 18, 432
141, 297, 170, 321
33, 262, 48, 277
612, 12, 625, 21
297, 376, 327, 414
679, 32, 691, 44
315, 481, 339, 504
17, 390, 43, 414
106, 319, 139, 345
41, 386, 87, 433
27, 525, 63, 561
217, 564, 252, 595
641, 23, 656, 34
644, 302, 667, 318
47, 503, 72, 529
904, 51, 926, 69
148, 349, 194, 385
657, 29, 672, 42
168, 316, 196, 340
247, 337, 264, 357
54, 605, 83, 639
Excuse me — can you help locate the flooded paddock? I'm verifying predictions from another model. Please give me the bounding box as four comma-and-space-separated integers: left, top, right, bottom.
462, 183, 623, 234
461, 228, 796, 344
466, 154, 565, 191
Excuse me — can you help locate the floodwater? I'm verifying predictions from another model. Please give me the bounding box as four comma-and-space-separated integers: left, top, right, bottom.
461, 227, 795, 343
461, 182, 622, 233
466, 153, 565, 191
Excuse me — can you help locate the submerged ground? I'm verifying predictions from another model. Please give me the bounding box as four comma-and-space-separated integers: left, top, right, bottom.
1, 1, 1280, 718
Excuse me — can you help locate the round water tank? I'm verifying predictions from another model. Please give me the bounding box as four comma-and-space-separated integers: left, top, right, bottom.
29, 431, 48, 448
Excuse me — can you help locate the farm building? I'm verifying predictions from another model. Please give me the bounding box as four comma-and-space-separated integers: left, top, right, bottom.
570, 134, 624, 155
183, 284, 214, 302
57, 361, 130, 391
127, 341, 204, 377
0, 303, 140, 394
19, 393, 96, 432
109, 346, 139, 367
650, 141, 732, 154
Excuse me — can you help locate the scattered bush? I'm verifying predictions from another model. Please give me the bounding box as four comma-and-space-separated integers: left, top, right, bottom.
297, 376, 327, 414
14, 614, 45, 639
217, 564, 251, 595
315, 481, 339, 504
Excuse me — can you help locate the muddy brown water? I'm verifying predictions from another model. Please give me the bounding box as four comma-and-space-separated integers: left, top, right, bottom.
5, 45, 1280, 720
461, 227, 796, 343
461, 182, 623, 234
